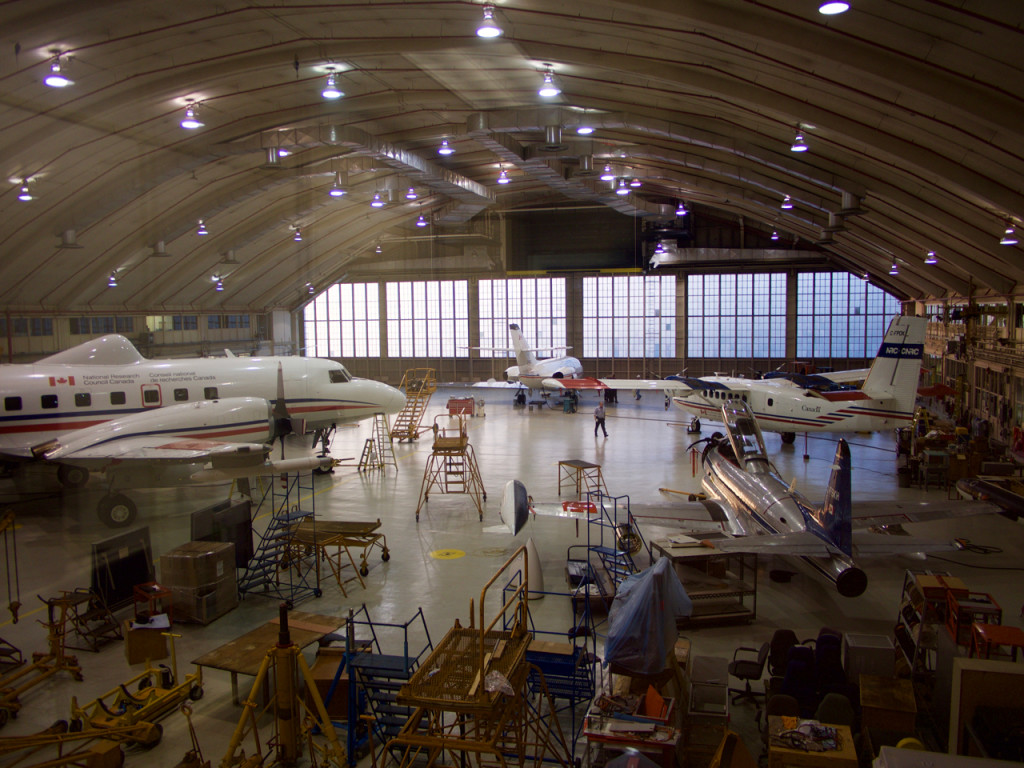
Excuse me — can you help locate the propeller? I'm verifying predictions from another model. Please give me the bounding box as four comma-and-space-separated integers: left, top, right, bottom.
272, 363, 295, 458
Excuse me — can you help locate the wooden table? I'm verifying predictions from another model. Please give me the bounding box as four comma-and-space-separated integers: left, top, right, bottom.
859, 674, 917, 733
192, 610, 343, 704
767, 716, 857, 768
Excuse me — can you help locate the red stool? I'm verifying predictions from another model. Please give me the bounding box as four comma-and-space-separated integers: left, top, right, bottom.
133, 581, 173, 624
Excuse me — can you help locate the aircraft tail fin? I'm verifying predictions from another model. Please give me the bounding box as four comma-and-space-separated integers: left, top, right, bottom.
508, 324, 538, 368
810, 439, 853, 556
860, 315, 927, 407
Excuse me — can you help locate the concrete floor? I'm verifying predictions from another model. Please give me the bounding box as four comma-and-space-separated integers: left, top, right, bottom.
0, 384, 1022, 766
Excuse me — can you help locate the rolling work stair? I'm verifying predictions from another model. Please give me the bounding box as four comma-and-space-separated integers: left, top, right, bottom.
415, 415, 486, 521
388, 368, 436, 442
358, 414, 397, 472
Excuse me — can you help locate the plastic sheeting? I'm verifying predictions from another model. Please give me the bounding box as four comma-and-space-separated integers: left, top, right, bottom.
605, 557, 693, 676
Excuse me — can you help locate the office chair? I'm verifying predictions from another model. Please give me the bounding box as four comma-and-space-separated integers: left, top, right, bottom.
728, 641, 770, 704
768, 629, 799, 678
814, 691, 857, 730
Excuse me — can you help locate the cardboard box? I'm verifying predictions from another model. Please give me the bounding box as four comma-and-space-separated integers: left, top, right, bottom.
160, 541, 236, 589
169, 577, 238, 625
914, 573, 968, 599
123, 620, 168, 664
306, 648, 350, 718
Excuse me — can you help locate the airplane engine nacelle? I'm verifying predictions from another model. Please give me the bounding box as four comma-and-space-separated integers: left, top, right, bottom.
835, 566, 868, 598
551, 366, 577, 379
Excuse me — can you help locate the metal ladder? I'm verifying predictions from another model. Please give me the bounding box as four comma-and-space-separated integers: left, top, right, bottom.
358, 414, 397, 472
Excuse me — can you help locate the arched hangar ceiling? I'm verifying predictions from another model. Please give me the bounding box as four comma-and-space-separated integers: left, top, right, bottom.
1, 0, 1022, 313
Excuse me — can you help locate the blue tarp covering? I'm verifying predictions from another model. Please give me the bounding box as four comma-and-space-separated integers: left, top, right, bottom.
605, 557, 693, 676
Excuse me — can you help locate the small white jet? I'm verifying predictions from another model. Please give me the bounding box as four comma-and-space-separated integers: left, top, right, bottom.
503, 400, 992, 597
0, 335, 406, 526
669, 315, 928, 443
502, 324, 584, 386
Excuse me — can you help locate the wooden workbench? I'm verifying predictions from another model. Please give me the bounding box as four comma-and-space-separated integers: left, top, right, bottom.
192, 610, 343, 704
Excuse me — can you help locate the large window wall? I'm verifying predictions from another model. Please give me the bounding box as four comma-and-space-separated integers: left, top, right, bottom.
687, 273, 786, 359
796, 272, 900, 358
478, 278, 566, 357
385, 280, 469, 358
303, 283, 380, 358
582, 275, 676, 357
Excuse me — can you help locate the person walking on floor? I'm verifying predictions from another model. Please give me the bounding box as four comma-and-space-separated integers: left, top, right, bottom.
594, 402, 608, 437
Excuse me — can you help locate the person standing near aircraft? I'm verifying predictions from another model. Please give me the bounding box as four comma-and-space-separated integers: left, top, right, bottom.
594, 402, 608, 437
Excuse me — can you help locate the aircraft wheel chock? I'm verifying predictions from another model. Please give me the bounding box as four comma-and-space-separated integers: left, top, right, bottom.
97, 494, 137, 528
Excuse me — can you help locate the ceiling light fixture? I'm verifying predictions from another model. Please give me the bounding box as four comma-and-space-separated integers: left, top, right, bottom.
416, 215, 428, 227
405, 187, 418, 200
180, 102, 204, 130
215, 278, 224, 292
107, 271, 118, 288
538, 68, 560, 98
629, 177, 641, 188
321, 72, 344, 100
375, 243, 383, 254
615, 178, 630, 196
293, 228, 303, 242
476, 4, 503, 37
1000, 222, 1018, 246
370, 192, 385, 208
600, 164, 615, 182
790, 126, 808, 153
925, 250, 938, 265
577, 124, 594, 135
497, 168, 510, 184
781, 194, 793, 210
44, 55, 73, 88
196, 219, 208, 236
675, 202, 688, 217
277, 148, 292, 157
17, 182, 32, 202
438, 138, 455, 155
819, 2, 850, 15
889, 262, 899, 275
771, 229, 779, 241
328, 171, 346, 197
307, 282, 316, 295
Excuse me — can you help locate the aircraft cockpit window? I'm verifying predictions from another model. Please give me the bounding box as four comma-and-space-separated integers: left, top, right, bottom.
329, 368, 352, 384
41, 394, 58, 409
110, 392, 126, 405
174, 388, 189, 402
204, 387, 219, 399
4, 397, 21, 411
75, 393, 91, 407
731, 416, 766, 459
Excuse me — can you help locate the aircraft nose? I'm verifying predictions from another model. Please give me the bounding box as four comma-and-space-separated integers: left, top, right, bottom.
387, 385, 406, 415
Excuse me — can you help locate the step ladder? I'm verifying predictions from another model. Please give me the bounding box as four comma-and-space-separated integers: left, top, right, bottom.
62, 589, 122, 652
415, 415, 486, 521
237, 471, 322, 605
388, 369, 436, 442
0, 638, 23, 674
585, 492, 648, 591
358, 414, 397, 472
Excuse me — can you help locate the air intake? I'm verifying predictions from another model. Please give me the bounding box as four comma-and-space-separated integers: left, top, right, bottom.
541, 125, 567, 151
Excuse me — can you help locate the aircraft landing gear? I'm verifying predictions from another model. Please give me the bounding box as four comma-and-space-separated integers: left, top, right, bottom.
780, 431, 797, 445
687, 418, 702, 434
58, 464, 90, 489
97, 493, 138, 528
311, 425, 336, 474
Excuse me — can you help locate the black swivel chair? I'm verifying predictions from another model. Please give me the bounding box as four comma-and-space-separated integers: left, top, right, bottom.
728, 641, 770, 704
768, 629, 799, 678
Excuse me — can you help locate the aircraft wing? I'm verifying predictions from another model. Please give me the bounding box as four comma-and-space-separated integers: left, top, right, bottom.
48, 437, 271, 464
851, 530, 961, 555
528, 377, 692, 391
850, 499, 1000, 527
714, 531, 837, 556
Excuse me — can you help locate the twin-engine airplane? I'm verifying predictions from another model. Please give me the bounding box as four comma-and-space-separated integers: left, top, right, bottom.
0, 335, 406, 526
668, 315, 928, 443
503, 400, 994, 598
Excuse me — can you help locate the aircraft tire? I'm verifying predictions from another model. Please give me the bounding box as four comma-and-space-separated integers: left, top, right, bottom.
97, 494, 137, 528
58, 464, 90, 489
780, 432, 797, 445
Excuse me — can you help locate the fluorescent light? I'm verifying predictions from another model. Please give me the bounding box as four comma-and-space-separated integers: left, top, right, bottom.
476, 4, 503, 37
44, 56, 73, 88
577, 125, 594, 135
321, 73, 344, 100
819, 2, 850, 15
1000, 223, 1018, 246
497, 168, 510, 184
438, 138, 455, 155
196, 219, 208, 236
925, 250, 938, 264
416, 215, 428, 227
790, 128, 808, 152
405, 187, 418, 200
180, 103, 204, 129
538, 69, 560, 98
781, 194, 793, 210
370, 192, 385, 208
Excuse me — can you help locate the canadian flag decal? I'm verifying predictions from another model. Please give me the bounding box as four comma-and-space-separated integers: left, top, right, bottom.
48, 376, 76, 386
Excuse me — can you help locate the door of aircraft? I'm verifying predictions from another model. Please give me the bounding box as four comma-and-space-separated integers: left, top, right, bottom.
141, 384, 162, 408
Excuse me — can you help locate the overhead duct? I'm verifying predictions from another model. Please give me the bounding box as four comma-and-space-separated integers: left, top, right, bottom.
823, 212, 845, 232
839, 191, 866, 216
57, 229, 83, 249
260, 147, 284, 169
542, 125, 567, 151
577, 154, 595, 176
150, 240, 172, 257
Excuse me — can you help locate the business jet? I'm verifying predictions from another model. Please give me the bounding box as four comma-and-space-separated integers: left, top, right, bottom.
503, 400, 991, 597
669, 315, 928, 443
501, 324, 584, 386
0, 335, 406, 526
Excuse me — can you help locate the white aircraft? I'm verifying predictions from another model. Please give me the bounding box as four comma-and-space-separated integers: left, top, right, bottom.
0, 335, 406, 526
669, 315, 928, 443
503, 400, 993, 598
502, 323, 584, 386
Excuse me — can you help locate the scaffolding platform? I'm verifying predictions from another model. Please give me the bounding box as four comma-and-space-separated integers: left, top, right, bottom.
558, 459, 608, 500
288, 520, 390, 595
415, 415, 486, 521
390, 369, 437, 442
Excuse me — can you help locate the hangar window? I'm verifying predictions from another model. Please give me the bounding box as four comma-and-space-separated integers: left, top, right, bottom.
582, 275, 676, 358
478, 278, 567, 360
688, 273, 785, 360
796, 272, 900, 360
41, 395, 58, 409
174, 388, 189, 401
74, 393, 91, 407
204, 387, 219, 399
110, 392, 126, 405
303, 283, 381, 358
385, 280, 469, 358
4, 397, 21, 411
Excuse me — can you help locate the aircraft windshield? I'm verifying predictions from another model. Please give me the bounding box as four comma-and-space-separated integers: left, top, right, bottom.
329, 367, 352, 383
723, 402, 768, 464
